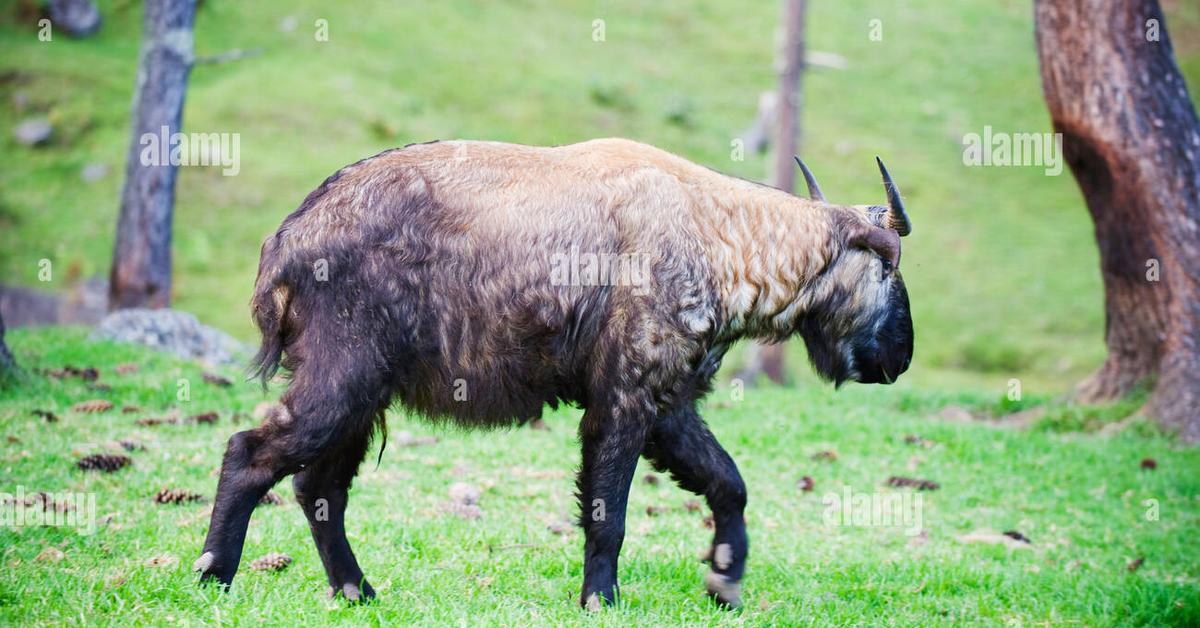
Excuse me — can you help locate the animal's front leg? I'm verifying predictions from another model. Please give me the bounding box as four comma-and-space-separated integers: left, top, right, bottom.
576, 402, 651, 610
642, 405, 748, 607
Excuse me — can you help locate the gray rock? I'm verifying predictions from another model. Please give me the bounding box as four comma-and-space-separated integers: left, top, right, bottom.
90, 309, 248, 366
0, 277, 107, 327
14, 118, 52, 146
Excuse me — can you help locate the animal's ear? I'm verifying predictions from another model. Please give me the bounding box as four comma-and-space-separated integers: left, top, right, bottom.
845, 221, 901, 270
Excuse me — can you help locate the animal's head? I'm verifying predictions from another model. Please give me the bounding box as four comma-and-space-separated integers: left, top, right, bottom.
793, 157, 914, 386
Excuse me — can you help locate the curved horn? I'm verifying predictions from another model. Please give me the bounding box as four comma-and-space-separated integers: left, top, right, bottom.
875, 156, 911, 236
793, 156, 826, 202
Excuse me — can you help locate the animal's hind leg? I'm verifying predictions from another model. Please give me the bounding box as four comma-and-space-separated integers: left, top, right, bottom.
576, 399, 653, 609
195, 356, 385, 588
642, 405, 748, 607
293, 427, 375, 601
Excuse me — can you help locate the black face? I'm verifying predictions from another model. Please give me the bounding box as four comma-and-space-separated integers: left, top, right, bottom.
797, 273, 914, 387
850, 278, 913, 384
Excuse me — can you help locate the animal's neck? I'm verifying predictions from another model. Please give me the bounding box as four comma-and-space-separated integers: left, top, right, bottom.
690, 180, 839, 342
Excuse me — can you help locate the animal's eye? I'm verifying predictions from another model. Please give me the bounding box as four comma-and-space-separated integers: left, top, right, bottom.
880, 257, 894, 279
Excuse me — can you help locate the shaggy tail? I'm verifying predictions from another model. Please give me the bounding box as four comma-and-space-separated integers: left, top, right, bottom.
247, 240, 291, 389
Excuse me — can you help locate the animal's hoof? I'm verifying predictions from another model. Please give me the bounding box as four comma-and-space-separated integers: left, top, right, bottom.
583, 592, 604, 612
580, 586, 617, 611
193, 551, 231, 588
193, 551, 215, 574
327, 580, 376, 603
704, 570, 741, 609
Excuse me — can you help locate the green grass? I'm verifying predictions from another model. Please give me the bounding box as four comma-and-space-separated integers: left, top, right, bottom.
3, 1, 1200, 624
4, 0, 1199, 394
1, 328, 1198, 625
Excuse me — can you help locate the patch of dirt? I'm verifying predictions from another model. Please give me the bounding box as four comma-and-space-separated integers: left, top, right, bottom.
36, 547, 65, 563
442, 482, 482, 520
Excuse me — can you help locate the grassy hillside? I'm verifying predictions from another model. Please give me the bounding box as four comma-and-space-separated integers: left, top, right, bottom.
1, 327, 1197, 625
4, 0, 1198, 396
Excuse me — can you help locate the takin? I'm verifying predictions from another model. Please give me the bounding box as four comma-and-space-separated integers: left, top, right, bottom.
195, 138, 914, 609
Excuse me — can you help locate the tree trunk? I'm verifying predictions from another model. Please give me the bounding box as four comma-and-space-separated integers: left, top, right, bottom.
109, 0, 197, 310
744, 0, 807, 386
772, 0, 807, 198
47, 0, 102, 38
0, 310, 16, 381
1035, 0, 1200, 441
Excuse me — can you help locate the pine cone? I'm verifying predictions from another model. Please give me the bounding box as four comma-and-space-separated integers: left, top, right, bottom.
153, 488, 204, 504
903, 435, 936, 448
119, 439, 146, 452
188, 412, 219, 425
28, 492, 75, 513
76, 454, 131, 472
32, 409, 58, 423
45, 365, 99, 381
73, 399, 114, 413
202, 372, 233, 387
885, 476, 940, 491
250, 552, 292, 572
258, 490, 284, 506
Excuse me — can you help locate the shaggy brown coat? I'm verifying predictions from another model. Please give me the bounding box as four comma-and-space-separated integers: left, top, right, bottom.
197, 138, 914, 610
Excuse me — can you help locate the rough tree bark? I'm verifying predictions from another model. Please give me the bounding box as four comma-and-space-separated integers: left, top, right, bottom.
1035, 0, 1200, 440
109, 0, 197, 310
771, 0, 807, 199
743, 0, 807, 385
0, 310, 16, 381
